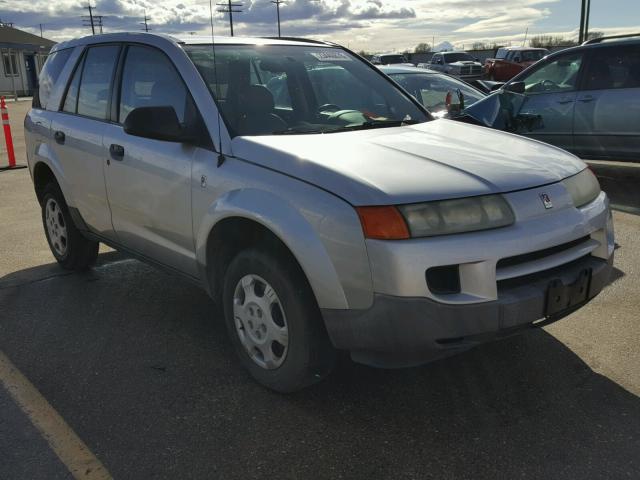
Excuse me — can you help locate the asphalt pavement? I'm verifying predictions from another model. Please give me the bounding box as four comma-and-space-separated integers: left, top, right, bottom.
1, 99, 639, 479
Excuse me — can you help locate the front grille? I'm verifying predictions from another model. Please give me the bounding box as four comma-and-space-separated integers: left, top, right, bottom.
460, 65, 482, 75
497, 235, 591, 270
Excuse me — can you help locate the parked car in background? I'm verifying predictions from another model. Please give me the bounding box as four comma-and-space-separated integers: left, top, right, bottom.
379, 65, 486, 117
370, 53, 413, 66
462, 34, 640, 161
484, 47, 549, 81
423, 52, 483, 80
26, 33, 614, 393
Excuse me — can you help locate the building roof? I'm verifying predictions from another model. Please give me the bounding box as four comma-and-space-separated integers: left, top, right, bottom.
0, 25, 55, 51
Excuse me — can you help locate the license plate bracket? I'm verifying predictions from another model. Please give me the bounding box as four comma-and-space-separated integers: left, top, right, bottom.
545, 268, 592, 317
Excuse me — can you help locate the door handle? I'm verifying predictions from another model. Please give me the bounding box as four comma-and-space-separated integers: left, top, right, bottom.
54, 130, 65, 144
579, 95, 595, 103
109, 143, 125, 159
557, 98, 574, 105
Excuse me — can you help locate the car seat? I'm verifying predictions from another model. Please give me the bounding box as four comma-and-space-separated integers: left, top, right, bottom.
236, 85, 287, 135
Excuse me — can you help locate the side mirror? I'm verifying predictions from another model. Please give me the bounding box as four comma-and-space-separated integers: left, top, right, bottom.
505, 81, 525, 94
123, 106, 193, 143
514, 57, 521, 63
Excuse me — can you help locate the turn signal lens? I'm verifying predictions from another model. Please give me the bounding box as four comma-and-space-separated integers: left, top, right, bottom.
356, 206, 410, 240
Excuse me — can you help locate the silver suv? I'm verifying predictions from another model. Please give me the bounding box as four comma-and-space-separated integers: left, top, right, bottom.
25, 34, 614, 392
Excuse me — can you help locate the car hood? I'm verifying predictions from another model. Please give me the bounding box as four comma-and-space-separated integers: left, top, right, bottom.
449, 61, 481, 67
230, 119, 584, 206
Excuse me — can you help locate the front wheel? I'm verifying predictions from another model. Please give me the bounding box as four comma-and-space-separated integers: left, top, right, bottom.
222, 248, 336, 392
41, 183, 99, 270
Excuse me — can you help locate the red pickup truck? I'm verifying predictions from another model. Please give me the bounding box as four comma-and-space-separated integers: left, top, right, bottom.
483, 47, 548, 81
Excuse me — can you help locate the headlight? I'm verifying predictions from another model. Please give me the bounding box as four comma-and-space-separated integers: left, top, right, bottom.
563, 168, 600, 208
398, 195, 514, 237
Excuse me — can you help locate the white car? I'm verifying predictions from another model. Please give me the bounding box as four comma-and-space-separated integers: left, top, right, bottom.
25, 34, 614, 392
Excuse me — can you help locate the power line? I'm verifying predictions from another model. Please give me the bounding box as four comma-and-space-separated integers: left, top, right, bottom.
217, 0, 243, 36
140, 9, 151, 32
270, 0, 284, 38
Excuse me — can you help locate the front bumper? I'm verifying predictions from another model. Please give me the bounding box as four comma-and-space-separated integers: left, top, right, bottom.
322, 254, 613, 368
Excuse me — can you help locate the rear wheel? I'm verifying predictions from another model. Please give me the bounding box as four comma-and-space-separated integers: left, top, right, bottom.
222, 248, 336, 392
41, 183, 98, 270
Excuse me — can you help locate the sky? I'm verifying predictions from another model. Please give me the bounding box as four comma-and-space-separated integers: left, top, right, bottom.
1, 0, 639, 52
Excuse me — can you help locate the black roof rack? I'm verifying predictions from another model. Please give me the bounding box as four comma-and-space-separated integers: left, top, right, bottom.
582, 33, 640, 45
259, 36, 334, 46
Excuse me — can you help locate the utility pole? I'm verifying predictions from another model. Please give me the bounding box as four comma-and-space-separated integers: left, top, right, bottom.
270, 0, 284, 38
217, 0, 243, 36
140, 10, 151, 32
39, 23, 43, 37
96, 15, 103, 34
82, 3, 96, 35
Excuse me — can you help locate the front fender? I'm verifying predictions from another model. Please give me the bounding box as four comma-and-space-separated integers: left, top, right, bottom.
195, 188, 356, 310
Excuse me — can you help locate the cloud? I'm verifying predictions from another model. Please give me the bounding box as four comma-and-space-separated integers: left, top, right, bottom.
454, 8, 551, 33
0, 0, 638, 52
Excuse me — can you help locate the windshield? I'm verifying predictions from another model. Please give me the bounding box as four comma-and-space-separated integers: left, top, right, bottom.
520, 50, 547, 62
444, 53, 475, 63
380, 55, 408, 64
389, 72, 484, 114
184, 44, 428, 136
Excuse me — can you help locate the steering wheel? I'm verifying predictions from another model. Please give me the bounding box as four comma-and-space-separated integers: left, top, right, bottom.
317, 103, 341, 113
541, 79, 560, 91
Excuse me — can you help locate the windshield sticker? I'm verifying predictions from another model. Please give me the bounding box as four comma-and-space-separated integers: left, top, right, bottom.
309, 51, 352, 62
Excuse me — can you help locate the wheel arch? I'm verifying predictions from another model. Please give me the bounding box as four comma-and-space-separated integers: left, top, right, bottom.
31, 159, 74, 207
196, 189, 351, 310
33, 161, 60, 204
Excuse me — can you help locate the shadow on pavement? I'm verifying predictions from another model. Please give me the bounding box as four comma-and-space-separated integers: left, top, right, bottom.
0, 254, 638, 479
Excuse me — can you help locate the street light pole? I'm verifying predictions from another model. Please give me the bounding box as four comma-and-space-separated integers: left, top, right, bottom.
578, 0, 591, 43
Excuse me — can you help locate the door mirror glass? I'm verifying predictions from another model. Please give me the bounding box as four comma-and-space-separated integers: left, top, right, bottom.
123, 106, 192, 143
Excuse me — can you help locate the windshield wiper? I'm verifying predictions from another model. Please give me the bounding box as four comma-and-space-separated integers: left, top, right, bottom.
322, 118, 421, 133
271, 119, 421, 135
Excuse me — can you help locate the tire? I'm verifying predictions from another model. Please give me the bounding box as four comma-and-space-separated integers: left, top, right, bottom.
41, 182, 99, 270
222, 247, 337, 393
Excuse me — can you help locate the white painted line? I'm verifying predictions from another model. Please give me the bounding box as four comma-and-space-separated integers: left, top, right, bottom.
0, 350, 113, 480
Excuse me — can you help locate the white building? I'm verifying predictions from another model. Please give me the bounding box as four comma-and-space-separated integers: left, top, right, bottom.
0, 24, 55, 97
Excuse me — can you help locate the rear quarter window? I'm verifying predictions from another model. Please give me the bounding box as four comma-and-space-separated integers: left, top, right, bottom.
34, 48, 73, 109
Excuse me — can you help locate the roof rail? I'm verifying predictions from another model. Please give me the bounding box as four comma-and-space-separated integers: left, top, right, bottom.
582, 33, 640, 45
259, 36, 333, 46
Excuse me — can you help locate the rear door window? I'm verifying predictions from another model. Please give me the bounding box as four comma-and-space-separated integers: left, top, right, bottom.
77, 45, 120, 120
62, 55, 84, 113
583, 46, 640, 90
